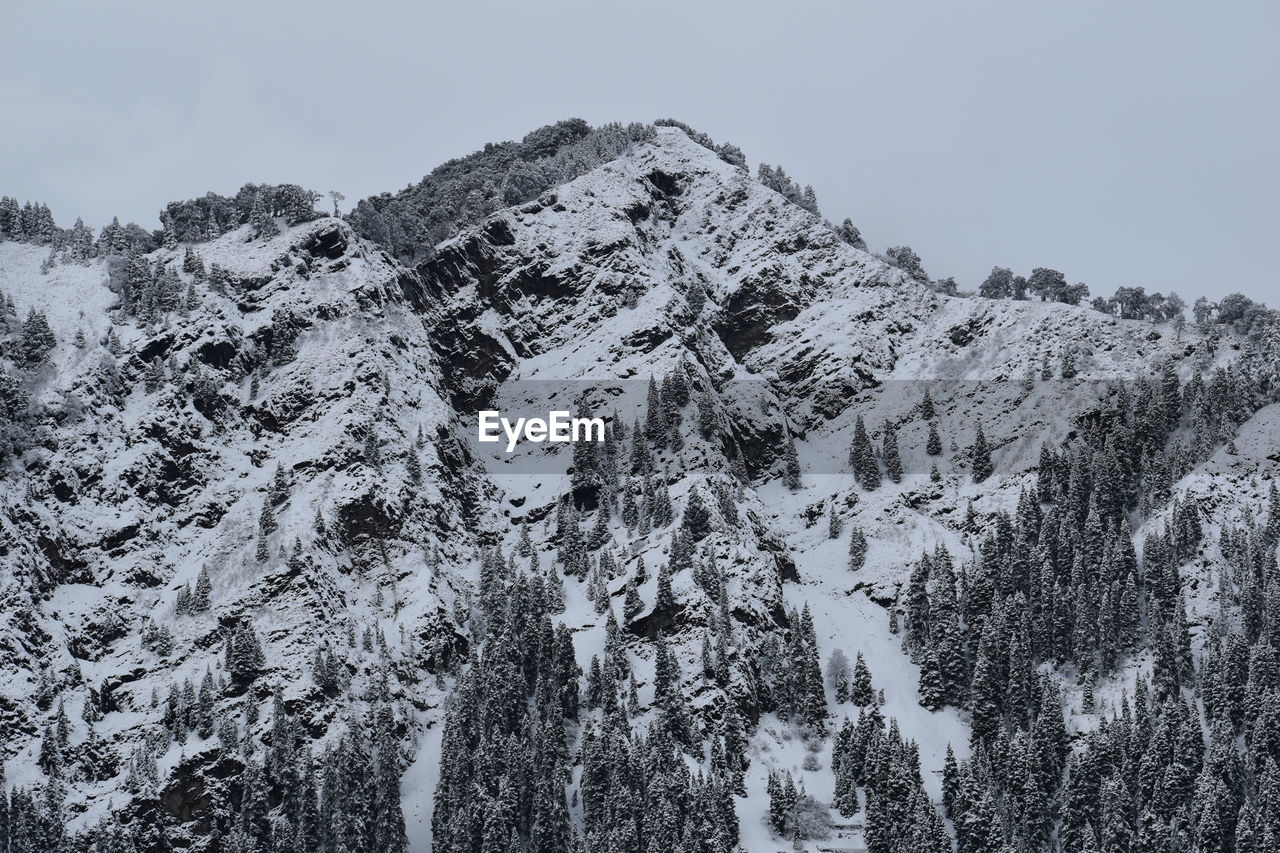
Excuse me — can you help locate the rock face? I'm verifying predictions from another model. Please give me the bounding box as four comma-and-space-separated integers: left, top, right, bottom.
422, 129, 1202, 463
0, 126, 1273, 850
0, 218, 481, 836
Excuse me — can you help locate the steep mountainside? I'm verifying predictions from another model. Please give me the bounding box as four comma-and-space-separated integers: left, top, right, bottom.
0, 124, 1277, 853
0, 219, 486, 843
409, 129, 1278, 850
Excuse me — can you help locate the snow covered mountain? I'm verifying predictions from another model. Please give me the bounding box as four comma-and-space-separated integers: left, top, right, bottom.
0, 122, 1277, 853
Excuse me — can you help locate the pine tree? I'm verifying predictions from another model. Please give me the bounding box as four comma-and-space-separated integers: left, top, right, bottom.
827, 503, 843, 539
267, 464, 290, 506
654, 561, 675, 615
968, 635, 1002, 745
17, 309, 56, 368
620, 485, 638, 529
851, 652, 875, 706
927, 421, 942, 456
258, 500, 278, 537
783, 438, 802, 490
920, 388, 936, 420
250, 191, 279, 238
697, 391, 717, 439
556, 499, 588, 577
848, 525, 868, 572
143, 357, 166, 393
882, 425, 903, 483
971, 425, 993, 483
828, 650, 852, 703
682, 488, 712, 541
583, 506, 610, 552
624, 580, 642, 619
372, 706, 408, 853
649, 477, 674, 528
918, 648, 946, 711
1060, 347, 1079, 379
794, 605, 829, 730
226, 620, 265, 683
645, 376, 669, 449
850, 415, 881, 490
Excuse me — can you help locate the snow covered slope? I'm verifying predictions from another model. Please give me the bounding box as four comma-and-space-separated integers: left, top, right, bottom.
0, 219, 485, 836
408, 128, 1266, 849
0, 125, 1273, 852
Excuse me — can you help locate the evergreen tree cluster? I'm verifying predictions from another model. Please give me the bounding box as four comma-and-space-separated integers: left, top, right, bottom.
118, 250, 209, 324
910, 360, 1280, 852
844, 408, 925, 488
436, 422, 766, 853
848, 414, 883, 490
187, 698, 408, 853
9, 613, 409, 853
1092, 286, 1188, 323
943, 654, 1280, 853
431, 552, 581, 853
0, 768, 74, 853
884, 246, 929, 284
349, 120, 658, 263
0, 197, 58, 245
159, 669, 220, 744
975, 263, 1280, 349
941, 677, 1069, 853
755, 604, 829, 732
157, 183, 320, 245
831, 705, 951, 852
1, 195, 157, 266
1193, 292, 1280, 344
225, 620, 266, 684
580, 704, 741, 853
975, 265, 1088, 305
766, 768, 833, 842
756, 163, 820, 215
835, 218, 867, 250
0, 304, 57, 371
173, 568, 213, 616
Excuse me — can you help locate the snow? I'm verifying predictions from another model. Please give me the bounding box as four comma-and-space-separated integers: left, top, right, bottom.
0, 127, 1267, 849
414, 129, 1265, 850
0, 219, 471, 834
417, 129, 1267, 851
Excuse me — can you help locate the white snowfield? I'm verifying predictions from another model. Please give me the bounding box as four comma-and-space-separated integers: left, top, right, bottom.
0, 127, 1270, 851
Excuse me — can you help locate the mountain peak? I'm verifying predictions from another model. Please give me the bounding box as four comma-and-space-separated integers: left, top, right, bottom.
0, 115, 1276, 853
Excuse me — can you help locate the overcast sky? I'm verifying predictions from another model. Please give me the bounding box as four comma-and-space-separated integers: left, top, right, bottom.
3, 0, 1276, 303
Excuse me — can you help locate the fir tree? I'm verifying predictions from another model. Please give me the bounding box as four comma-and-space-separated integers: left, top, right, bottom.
17, 309, 56, 368
851, 652, 875, 706
927, 421, 942, 456
827, 503, 843, 539
682, 488, 712, 541
970, 424, 993, 483
645, 376, 669, 449
654, 561, 675, 616
783, 438, 802, 490
920, 388, 936, 420
848, 525, 868, 572
828, 650, 852, 703
850, 415, 881, 490
883, 424, 903, 483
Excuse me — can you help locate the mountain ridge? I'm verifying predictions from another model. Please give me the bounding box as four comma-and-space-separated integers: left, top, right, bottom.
0, 122, 1276, 852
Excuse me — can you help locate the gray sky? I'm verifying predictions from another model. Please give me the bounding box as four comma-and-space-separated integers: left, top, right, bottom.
3, 0, 1276, 304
